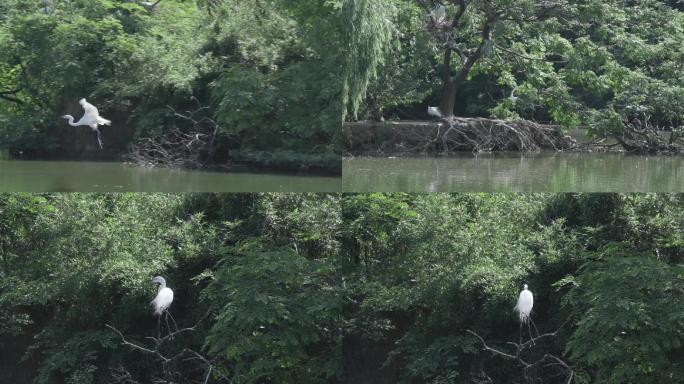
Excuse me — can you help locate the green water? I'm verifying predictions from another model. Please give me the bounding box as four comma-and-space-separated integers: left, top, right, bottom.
343, 153, 684, 192
0, 160, 341, 192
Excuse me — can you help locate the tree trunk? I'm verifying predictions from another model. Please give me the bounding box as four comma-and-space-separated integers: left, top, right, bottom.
439, 79, 458, 117
437, 19, 491, 118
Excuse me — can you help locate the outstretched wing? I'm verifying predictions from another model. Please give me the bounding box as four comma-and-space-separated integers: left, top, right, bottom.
81, 99, 100, 120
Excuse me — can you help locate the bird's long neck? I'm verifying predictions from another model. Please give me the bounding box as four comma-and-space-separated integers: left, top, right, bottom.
157, 279, 166, 290
65, 116, 77, 126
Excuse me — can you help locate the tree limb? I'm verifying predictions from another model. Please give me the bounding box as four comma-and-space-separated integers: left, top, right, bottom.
466, 316, 580, 383
105, 312, 229, 383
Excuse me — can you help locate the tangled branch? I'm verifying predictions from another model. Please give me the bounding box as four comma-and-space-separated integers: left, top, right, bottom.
466, 317, 581, 384
128, 99, 223, 169
343, 117, 576, 155
106, 313, 228, 383
614, 114, 684, 155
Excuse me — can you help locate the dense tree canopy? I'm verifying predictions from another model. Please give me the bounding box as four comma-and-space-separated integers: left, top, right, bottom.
2, 193, 683, 383
0, 0, 342, 172
343, 0, 684, 139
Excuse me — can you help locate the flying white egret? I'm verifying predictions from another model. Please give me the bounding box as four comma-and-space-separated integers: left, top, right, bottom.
151, 276, 176, 338
62, 98, 111, 150
515, 284, 539, 343
428, 106, 442, 118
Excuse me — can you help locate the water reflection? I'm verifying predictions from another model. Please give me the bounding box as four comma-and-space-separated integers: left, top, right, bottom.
343, 153, 684, 192
0, 160, 341, 192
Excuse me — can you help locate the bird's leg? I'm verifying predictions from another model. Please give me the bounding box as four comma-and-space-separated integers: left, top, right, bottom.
526, 318, 535, 345
164, 311, 174, 340
96, 128, 103, 150
157, 314, 161, 339
519, 321, 523, 345
167, 310, 179, 333
164, 309, 173, 340
530, 318, 540, 338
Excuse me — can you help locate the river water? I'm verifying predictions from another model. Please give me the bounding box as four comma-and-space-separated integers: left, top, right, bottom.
343, 153, 684, 192
0, 160, 341, 192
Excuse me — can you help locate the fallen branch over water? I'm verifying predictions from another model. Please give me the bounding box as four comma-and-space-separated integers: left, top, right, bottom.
343, 117, 576, 155
613, 115, 684, 155
128, 100, 225, 169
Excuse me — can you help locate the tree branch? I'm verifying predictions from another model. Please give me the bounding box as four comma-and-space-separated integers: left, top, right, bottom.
105, 312, 229, 383
0, 88, 24, 104
466, 316, 579, 383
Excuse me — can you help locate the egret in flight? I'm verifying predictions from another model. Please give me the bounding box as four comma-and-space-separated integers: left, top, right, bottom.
151, 276, 175, 338
62, 98, 111, 149
515, 283, 538, 343
428, 106, 442, 118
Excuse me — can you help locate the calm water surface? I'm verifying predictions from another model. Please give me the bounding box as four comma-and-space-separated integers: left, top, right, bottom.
343, 153, 684, 192
0, 160, 341, 192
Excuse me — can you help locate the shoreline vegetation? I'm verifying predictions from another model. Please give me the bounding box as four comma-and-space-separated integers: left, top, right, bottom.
343, 118, 683, 157
341, 1, 684, 158
0, 1, 342, 176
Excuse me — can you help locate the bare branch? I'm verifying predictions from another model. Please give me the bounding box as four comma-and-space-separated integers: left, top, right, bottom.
105, 312, 229, 383
128, 100, 224, 169
466, 316, 580, 384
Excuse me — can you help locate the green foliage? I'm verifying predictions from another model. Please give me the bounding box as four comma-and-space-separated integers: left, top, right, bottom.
2, 193, 684, 383
354, 0, 684, 137
0, 193, 217, 383
341, 193, 684, 382
209, 0, 343, 157
0, 0, 340, 169
341, 0, 395, 120
565, 255, 684, 383
203, 244, 341, 383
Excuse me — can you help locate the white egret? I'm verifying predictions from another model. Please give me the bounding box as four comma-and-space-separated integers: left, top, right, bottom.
39, 0, 52, 13
515, 283, 538, 343
430, 4, 446, 24
428, 106, 442, 118
151, 276, 175, 338
62, 98, 111, 150
509, 84, 519, 105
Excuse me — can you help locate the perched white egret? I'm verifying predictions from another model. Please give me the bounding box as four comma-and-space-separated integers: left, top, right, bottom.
62, 98, 111, 150
515, 284, 533, 322
509, 84, 519, 105
39, 0, 52, 12
428, 106, 442, 118
151, 276, 176, 338
515, 284, 538, 343
430, 4, 446, 23
151, 276, 174, 316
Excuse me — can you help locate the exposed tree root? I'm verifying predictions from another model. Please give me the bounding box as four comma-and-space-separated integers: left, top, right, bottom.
128, 101, 226, 169
343, 117, 576, 155
613, 116, 684, 155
